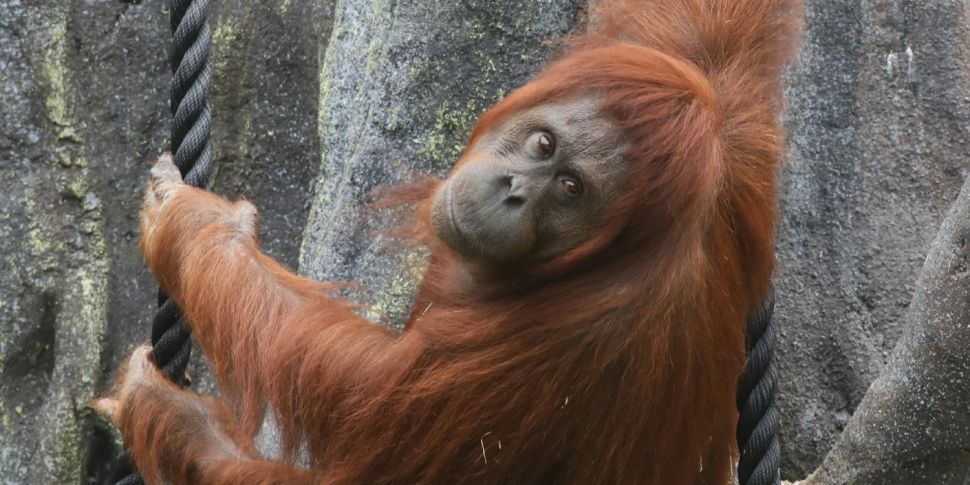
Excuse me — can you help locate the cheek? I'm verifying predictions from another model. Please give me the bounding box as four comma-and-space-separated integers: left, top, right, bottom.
532, 190, 613, 256
535, 210, 592, 256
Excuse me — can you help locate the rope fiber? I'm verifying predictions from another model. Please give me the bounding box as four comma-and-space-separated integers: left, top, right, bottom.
736, 291, 781, 485
115, 1, 212, 483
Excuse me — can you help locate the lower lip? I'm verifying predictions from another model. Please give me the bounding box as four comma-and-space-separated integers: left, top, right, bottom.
446, 185, 474, 249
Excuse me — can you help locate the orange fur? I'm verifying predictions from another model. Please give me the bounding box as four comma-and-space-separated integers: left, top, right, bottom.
119, 1, 800, 483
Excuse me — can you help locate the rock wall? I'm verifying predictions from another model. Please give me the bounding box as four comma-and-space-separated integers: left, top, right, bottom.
777, 0, 970, 475
0, 0, 967, 483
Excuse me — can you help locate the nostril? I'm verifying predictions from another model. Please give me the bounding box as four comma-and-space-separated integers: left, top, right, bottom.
499, 174, 528, 207
504, 194, 526, 207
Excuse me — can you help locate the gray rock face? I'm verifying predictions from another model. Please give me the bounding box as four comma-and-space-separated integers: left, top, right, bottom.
0, 0, 967, 483
777, 0, 970, 477
800, 167, 970, 485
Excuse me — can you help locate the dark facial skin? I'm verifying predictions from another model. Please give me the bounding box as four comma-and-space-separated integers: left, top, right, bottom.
431, 97, 630, 265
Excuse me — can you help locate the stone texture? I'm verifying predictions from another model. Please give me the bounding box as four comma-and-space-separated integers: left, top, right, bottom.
1, 0, 968, 483
776, 0, 970, 477
797, 165, 970, 485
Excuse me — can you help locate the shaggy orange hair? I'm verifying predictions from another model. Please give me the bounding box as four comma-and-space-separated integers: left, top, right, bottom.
111, 1, 801, 483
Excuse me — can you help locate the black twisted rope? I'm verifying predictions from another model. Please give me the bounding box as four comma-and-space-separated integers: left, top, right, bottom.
736, 291, 780, 485
150, 0, 214, 384
115, 1, 212, 484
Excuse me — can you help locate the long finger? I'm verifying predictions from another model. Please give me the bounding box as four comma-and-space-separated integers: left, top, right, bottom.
91, 397, 120, 426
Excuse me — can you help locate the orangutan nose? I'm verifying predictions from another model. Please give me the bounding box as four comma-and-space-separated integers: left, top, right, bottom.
501, 174, 529, 207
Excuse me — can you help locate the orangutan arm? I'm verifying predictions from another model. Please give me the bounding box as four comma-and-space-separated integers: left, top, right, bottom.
138, 155, 396, 433
94, 346, 317, 485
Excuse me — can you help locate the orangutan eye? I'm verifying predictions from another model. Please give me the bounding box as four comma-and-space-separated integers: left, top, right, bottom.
528, 131, 556, 159
559, 176, 583, 197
